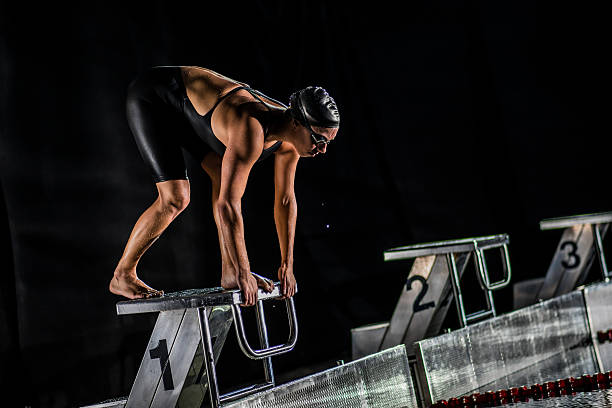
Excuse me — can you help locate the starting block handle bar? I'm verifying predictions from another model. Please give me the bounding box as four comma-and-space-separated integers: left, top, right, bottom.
447, 252, 500, 328
231, 298, 298, 360
465, 309, 495, 323
219, 382, 274, 404
474, 244, 512, 291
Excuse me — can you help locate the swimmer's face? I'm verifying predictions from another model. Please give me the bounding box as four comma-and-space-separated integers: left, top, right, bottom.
296, 123, 338, 157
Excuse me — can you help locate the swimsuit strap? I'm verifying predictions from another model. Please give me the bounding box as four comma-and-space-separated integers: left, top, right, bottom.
242, 89, 288, 143
248, 88, 288, 109
209, 85, 283, 144
242, 89, 272, 137
206, 86, 250, 116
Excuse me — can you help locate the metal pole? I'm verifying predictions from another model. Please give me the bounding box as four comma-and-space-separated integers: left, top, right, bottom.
474, 247, 496, 318
197, 307, 221, 408
255, 300, 275, 385
474, 247, 490, 290
593, 224, 610, 280
231, 300, 298, 359
501, 244, 513, 285
447, 253, 468, 327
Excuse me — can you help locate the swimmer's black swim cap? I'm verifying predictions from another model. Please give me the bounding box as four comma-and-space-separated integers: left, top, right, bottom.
289, 86, 340, 128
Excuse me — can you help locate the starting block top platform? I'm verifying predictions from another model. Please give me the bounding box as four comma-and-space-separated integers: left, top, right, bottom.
116, 283, 287, 315
383, 234, 509, 261
540, 211, 612, 230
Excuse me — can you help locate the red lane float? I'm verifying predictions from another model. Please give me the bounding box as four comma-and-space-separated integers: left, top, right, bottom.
430, 369, 612, 407
596, 329, 612, 343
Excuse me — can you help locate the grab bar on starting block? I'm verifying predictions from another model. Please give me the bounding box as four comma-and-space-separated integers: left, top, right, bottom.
474, 240, 512, 291
231, 297, 298, 360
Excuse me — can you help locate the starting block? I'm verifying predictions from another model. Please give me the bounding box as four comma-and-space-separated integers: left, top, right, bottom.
83, 284, 297, 408
351, 235, 512, 360
514, 211, 612, 309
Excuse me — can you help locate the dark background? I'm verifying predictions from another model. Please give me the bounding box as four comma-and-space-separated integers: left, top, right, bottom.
0, 1, 609, 407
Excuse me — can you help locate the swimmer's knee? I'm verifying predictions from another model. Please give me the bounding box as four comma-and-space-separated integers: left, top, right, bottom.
161, 192, 190, 214
157, 181, 191, 214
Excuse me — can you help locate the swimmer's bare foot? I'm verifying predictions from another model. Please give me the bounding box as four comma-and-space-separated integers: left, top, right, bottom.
109, 269, 164, 300
220, 271, 275, 293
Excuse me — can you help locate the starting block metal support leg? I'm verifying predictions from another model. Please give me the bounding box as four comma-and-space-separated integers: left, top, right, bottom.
447, 253, 468, 327
198, 307, 221, 408
255, 301, 275, 385
593, 223, 610, 280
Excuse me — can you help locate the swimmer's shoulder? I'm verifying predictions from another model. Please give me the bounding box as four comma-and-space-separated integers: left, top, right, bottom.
274, 139, 298, 157
181, 66, 250, 88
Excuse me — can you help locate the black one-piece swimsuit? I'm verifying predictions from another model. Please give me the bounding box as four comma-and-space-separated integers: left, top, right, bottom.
125, 66, 282, 182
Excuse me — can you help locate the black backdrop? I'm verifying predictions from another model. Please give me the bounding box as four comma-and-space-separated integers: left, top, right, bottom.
1, 1, 610, 407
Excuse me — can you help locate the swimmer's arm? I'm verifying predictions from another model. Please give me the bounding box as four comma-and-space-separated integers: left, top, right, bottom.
216, 115, 261, 279
274, 144, 299, 298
